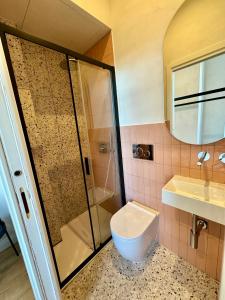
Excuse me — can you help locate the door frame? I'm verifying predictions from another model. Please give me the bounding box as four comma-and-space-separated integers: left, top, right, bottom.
0, 39, 61, 299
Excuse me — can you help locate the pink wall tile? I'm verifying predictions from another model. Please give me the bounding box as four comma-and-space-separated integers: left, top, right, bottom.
213, 146, 225, 172
189, 168, 201, 179
190, 145, 202, 169
171, 238, 179, 254
206, 235, 220, 279
180, 144, 191, 168
178, 241, 188, 260
154, 144, 164, 164
120, 122, 225, 280
180, 167, 190, 177
187, 247, 196, 266
163, 144, 172, 166
212, 171, 225, 184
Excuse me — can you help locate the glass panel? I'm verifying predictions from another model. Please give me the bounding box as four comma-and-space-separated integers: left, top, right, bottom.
6, 34, 95, 283
69, 59, 123, 248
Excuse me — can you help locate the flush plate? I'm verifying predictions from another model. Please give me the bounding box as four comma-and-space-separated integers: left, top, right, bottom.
132, 144, 153, 160
162, 175, 225, 225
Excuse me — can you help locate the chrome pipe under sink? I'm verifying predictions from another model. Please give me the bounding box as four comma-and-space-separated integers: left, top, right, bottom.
190, 214, 208, 249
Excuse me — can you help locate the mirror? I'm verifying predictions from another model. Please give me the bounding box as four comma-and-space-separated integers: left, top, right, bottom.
164, 0, 225, 144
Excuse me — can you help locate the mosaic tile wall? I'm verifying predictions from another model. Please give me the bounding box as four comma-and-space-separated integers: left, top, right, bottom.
6, 34, 89, 245
121, 123, 225, 281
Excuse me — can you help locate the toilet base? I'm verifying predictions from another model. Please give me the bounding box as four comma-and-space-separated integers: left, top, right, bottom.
112, 212, 159, 262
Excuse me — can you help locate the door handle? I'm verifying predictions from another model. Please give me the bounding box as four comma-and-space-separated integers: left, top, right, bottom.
20, 188, 30, 218
84, 157, 90, 175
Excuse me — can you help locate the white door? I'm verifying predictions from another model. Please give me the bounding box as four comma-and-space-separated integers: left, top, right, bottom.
0, 39, 61, 300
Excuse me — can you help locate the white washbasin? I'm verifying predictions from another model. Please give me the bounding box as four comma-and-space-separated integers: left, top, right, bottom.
162, 175, 225, 225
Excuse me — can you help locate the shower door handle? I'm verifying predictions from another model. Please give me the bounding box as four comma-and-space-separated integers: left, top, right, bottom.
20, 188, 30, 219
84, 157, 90, 175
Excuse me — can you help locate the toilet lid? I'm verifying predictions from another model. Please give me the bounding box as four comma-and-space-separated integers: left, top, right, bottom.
110, 202, 156, 239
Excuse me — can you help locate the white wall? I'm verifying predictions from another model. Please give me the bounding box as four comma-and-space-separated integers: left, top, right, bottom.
110, 0, 184, 126
72, 1, 185, 126
164, 0, 225, 68
0, 172, 17, 251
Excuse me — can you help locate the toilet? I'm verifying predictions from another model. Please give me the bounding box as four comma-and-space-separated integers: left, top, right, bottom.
110, 201, 159, 262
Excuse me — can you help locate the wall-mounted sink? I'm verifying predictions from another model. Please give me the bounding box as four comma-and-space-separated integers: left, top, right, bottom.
162, 175, 225, 225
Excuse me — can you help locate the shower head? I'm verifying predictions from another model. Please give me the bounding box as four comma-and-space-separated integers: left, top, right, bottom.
59, 58, 77, 70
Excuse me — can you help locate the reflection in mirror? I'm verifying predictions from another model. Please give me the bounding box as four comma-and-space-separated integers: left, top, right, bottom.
164, 0, 225, 145
172, 53, 225, 144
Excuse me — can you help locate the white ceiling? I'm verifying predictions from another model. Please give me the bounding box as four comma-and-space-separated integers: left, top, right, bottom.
0, 0, 110, 53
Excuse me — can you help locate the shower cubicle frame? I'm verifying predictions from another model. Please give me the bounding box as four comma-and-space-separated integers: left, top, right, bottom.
0, 22, 126, 288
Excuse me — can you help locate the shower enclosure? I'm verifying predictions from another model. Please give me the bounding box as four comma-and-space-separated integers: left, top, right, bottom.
1, 24, 125, 287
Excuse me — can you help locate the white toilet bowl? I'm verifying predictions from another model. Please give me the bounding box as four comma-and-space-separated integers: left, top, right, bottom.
110, 201, 159, 262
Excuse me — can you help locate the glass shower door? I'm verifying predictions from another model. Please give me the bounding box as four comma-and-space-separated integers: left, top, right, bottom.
6, 35, 96, 284
5, 32, 125, 287
69, 59, 123, 248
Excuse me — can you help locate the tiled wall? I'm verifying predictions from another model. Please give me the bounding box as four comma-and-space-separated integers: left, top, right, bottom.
7, 35, 89, 245
85, 32, 114, 66
88, 128, 114, 190
88, 127, 121, 214
121, 123, 225, 281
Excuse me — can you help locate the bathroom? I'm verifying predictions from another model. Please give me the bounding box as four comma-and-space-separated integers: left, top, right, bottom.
0, 0, 224, 299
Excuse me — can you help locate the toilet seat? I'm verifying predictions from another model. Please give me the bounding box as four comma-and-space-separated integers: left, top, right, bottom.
110, 201, 157, 239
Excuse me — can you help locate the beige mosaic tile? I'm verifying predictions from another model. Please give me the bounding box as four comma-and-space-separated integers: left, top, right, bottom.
54, 96, 74, 116
18, 89, 41, 148
6, 35, 30, 89
44, 48, 72, 99
59, 161, 88, 221
23, 51, 52, 97
21, 39, 44, 55
32, 95, 56, 115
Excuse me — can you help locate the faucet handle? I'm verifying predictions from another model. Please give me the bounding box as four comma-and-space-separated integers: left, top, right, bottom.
197, 151, 210, 166
219, 153, 225, 163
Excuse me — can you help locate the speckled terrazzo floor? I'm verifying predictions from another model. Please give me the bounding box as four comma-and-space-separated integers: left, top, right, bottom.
62, 242, 219, 300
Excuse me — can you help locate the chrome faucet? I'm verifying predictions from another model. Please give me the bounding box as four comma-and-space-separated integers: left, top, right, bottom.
219, 153, 225, 163
197, 151, 210, 166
